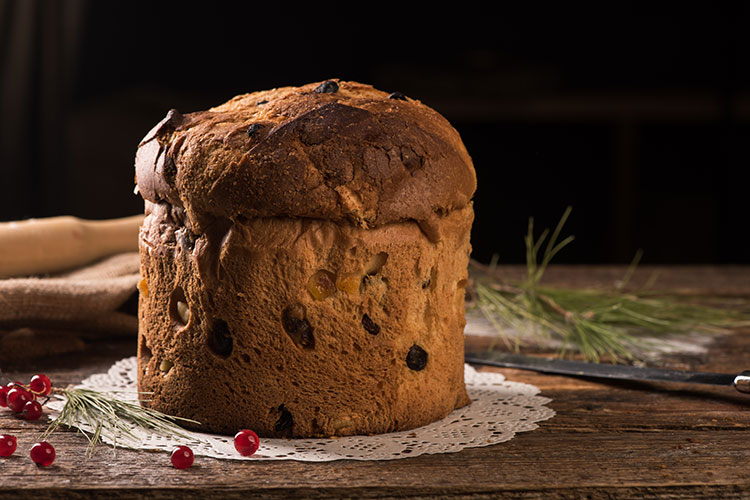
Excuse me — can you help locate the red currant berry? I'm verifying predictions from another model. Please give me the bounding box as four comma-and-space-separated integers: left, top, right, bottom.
170, 445, 194, 469
29, 374, 52, 396
23, 400, 43, 421
0, 435, 17, 457
30, 441, 55, 467
233, 429, 260, 457
0, 385, 9, 408
7, 387, 32, 413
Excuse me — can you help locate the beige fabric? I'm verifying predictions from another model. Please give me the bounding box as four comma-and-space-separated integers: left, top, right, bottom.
0, 252, 139, 361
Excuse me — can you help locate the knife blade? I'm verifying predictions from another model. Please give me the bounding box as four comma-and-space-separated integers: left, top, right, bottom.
465, 351, 750, 394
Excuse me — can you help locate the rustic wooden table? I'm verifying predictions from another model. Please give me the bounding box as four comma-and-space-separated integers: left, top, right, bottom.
2, 266, 750, 499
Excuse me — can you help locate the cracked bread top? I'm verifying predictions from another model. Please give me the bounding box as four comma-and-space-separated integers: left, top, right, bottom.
135, 79, 476, 235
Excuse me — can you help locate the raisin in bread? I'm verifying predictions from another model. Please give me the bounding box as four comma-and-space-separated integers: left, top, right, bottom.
135, 79, 477, 437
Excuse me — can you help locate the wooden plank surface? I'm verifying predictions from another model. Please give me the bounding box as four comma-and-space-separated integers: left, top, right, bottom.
2, 266, 750, 499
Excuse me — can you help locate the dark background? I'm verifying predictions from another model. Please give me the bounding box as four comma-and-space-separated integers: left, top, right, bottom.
2, 2, 749, 265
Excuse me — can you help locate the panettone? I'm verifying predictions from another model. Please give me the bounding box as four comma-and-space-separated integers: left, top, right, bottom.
134, 79, 477, 437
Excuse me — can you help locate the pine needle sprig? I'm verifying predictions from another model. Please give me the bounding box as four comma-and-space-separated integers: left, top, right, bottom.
43, 387, 200, 456
473, 207, 750, 363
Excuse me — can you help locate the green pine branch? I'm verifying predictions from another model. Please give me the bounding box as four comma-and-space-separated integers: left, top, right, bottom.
44, 388, 200, 456
472, 207, 750, 363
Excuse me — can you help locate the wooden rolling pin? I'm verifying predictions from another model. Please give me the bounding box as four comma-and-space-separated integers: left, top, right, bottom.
0, 215, 143, 278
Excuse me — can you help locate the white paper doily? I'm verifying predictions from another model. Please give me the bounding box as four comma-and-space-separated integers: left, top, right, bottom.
47, 357, 554, 461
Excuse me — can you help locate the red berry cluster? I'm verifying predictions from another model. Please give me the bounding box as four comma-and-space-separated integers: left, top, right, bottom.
0, 374, 50, 420
1, 373, 263, 469
0, 373, 56, 466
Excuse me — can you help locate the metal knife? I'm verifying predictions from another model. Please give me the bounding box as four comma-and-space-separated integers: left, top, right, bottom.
465, 351, 750, 394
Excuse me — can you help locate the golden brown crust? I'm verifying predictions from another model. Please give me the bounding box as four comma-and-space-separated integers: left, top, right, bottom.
135, 80, 476, 234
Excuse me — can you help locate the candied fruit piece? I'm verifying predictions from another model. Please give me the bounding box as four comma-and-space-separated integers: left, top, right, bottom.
307, 270, 337, 300
336, 272, 361, 294
137, 278, 149, 298
332, 417, 355, 431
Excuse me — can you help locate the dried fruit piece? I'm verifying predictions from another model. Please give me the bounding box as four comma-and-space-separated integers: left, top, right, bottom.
247, 123, 263, 137
208, 319, 233, 358
275, 405, 294, 433
406, 345, 428, 371
336, 272, 361, 294
177, 230, 196, 251
361, 314, 380, 335
307, 270, 337, 300
281, 304, 315, 349
314, 80, 338, 94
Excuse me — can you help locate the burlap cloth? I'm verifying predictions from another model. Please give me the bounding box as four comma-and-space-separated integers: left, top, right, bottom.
0, 252, 140, 361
